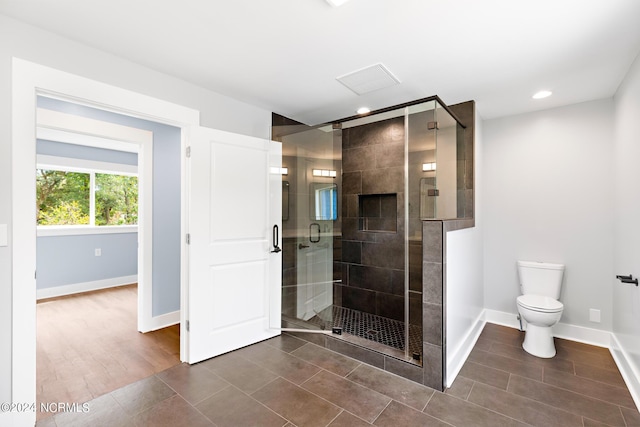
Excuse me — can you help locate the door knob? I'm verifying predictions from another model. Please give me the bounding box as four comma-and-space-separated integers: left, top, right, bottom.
298, 243, 310, 249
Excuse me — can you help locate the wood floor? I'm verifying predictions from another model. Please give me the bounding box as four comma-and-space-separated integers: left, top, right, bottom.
36, 284, 180, 421
36, 323, 639, 426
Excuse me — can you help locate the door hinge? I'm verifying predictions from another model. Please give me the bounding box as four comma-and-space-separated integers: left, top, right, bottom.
35, 270, 37, 279
186, 233, 191, 245
186, 320, 190, 332
186, 146, 191, 158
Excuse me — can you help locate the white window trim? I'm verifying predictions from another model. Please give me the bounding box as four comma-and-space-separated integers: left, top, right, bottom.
37, 155, 139, 234
37, 225, 138, 237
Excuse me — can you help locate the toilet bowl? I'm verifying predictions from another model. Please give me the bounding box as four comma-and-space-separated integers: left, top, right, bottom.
516, 261, 565, 358
516, 294, 563, 358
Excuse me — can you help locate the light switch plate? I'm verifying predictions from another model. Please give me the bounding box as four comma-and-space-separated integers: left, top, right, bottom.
0, 224, 7, 247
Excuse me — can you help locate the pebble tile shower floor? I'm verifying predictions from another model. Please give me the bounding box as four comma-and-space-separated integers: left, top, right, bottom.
309, 305, 422, 357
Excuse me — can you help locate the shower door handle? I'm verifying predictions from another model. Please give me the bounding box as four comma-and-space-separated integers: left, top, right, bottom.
309, 223, 321, 243
270, 224, 282, 253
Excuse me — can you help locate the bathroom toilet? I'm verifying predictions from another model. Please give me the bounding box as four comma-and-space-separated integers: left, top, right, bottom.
516, 260, 565, 358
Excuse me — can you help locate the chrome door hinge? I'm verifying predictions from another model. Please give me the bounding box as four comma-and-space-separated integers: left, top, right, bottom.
186, 233, 191, 244
186, 146, 191, 158
186, 320, 190, 332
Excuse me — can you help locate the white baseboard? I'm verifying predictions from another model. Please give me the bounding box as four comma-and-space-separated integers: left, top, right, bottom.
144, 310, 180, 332
483, 308, 521, 330
446, 311, 486, 387
483, 309, 611, 348
36, 275, 138, 300
610, 333, 640, 411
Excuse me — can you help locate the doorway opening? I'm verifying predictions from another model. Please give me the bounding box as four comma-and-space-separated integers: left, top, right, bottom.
11, 58, 200, 425
34, 96, 183, 420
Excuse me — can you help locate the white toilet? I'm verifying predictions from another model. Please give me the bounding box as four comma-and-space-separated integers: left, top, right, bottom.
516, 260, 565, 358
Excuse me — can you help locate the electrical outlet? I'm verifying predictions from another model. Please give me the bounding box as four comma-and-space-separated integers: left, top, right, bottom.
589, 308, 601, 323
95, 248, 101, 257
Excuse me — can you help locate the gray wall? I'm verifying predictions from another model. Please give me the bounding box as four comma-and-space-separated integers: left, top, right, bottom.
36, 139, 139, 290
613, 51, 640, 392
38, 97, 181, 316
483, 99, 615, 329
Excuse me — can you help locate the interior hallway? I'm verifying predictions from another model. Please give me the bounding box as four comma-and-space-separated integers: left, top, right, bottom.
36, 285, 180, 421
36, 323, 638, 426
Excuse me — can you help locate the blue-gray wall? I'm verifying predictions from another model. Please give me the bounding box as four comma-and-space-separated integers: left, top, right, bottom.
37, 96, 181, 316
37, 139, 138, 165
37, 233, 137, 288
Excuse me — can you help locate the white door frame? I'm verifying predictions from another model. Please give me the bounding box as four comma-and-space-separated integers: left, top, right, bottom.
10, 58, 199, 426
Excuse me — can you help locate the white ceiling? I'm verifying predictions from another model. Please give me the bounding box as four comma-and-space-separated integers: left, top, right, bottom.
2, 0, 640, 125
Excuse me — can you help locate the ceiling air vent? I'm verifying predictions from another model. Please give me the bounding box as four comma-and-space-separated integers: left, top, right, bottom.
336, 63, 401, 95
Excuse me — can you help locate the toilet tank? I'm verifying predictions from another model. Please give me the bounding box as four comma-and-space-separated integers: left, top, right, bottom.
517, 260, 565, 299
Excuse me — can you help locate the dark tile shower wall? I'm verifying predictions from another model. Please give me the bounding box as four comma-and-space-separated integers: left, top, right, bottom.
338, 117, 405, 322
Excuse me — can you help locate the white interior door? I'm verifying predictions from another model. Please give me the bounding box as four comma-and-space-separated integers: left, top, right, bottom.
186, 126, 281, 364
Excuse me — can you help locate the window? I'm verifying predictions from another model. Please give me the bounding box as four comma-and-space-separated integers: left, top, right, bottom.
37, 168, 138, 227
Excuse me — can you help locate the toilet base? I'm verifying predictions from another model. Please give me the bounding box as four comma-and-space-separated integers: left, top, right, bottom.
522, 323, 556, 358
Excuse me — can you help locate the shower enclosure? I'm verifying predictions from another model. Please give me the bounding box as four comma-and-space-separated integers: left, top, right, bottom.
272, 97, 465, 371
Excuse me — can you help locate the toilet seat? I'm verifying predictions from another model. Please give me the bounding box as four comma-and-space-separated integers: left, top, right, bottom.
517, 294, 563, 313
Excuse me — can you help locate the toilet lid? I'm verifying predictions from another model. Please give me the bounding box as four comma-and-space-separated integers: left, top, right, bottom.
517, 294, 563, 313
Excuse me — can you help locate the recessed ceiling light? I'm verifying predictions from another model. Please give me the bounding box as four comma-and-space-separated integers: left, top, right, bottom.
356, 107, 371, 115
325, 0, 351, 6
532, 90, 552, 99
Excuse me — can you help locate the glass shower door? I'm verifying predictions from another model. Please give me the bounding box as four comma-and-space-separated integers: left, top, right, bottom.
275, 122, 340, 332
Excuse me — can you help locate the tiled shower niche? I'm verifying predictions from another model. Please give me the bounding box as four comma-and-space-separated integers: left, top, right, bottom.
359, 194, 398, 232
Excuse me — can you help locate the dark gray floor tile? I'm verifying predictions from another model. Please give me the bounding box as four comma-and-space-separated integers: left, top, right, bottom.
328, 411, 372, 427
132, 394, 213, 427
554, 344, 618, 371
468, 381, 583, 426
291, 343, 361, 376
507, 374, 625, 425
111, 375, 176, 416
35, 416, 57, 427
236, 341, 321, 384
621, 405, 640, 426
301, 370, 391, 423
200, 351, 279, 394
347, 364, 434, 410
490, 341, 575, 373
156, 363, 229, 405
554, 338, 612, 357
468, 348, 543, 381
325, 338, 385, 369
425, 392, 529, 426
574, 362, 627, 388
543, 367, 636, 409
374, 400, 449, 427
196, 385, 286, 427
252, 377, 342, 427
479, 324, 524, 348
473, 337, 495, 352
53, 393, 132, 427
264, 334, 308, 353
459, 360, 510, 390
582, 417, 614, 426
445, 375, 475, 400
